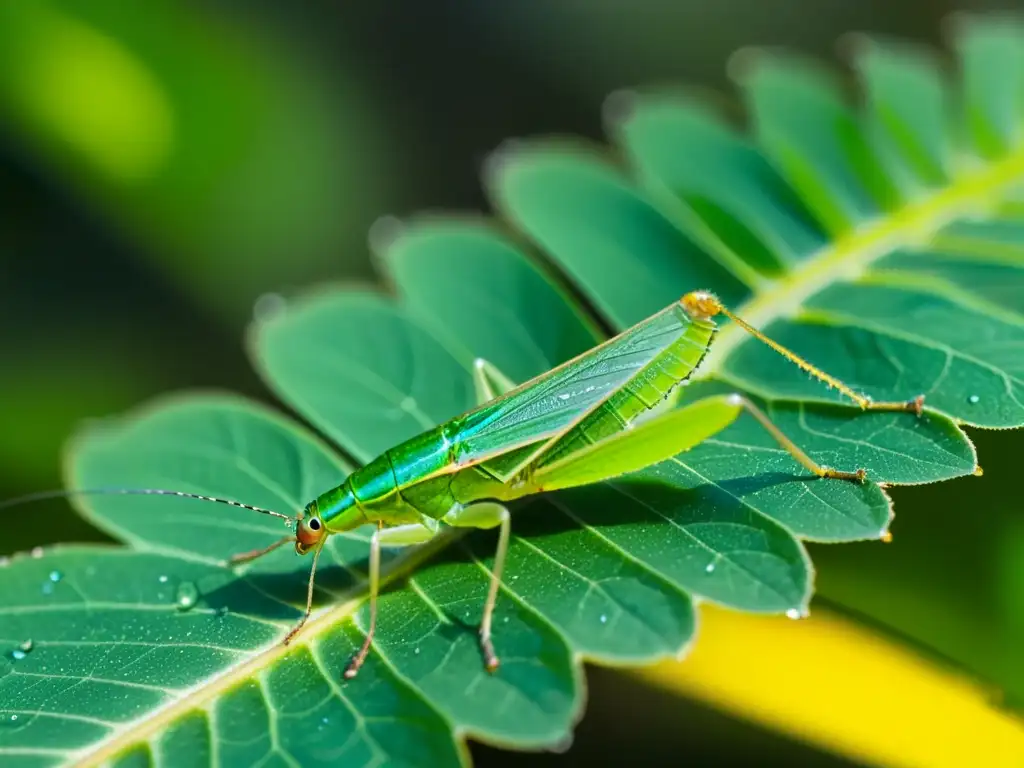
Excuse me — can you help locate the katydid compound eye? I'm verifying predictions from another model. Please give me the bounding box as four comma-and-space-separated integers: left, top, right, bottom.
308, 518, 321, 531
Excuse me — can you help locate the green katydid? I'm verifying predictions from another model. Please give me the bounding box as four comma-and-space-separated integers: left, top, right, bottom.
3, 291, 924, 679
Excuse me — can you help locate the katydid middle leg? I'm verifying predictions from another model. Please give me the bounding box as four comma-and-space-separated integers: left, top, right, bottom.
441, 502, 512, 672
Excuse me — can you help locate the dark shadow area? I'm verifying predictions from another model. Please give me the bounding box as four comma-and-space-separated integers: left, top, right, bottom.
470, 665, 864, 768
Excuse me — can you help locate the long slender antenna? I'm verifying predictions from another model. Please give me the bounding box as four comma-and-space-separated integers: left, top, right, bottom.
0, 487, 294, 521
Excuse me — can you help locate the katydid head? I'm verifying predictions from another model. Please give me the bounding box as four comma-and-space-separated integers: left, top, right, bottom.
295, 500, 326, 555
681, 290, 724, 322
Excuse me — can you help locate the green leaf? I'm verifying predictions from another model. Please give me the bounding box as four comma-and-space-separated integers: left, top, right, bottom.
5, 13, 1024, 766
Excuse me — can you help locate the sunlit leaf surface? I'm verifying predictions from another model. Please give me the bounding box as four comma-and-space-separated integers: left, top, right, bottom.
3, 16, 1023, 767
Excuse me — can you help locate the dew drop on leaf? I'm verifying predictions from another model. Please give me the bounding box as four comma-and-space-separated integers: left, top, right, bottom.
785, 608, 807, 620
414, 647, 421, 655
175, 582, 199, 611
41, 581, 54, 596
705, 562, 716, 574
48, 570, 62, 583
9, 640, 33, 661
158, 575, 169, 584
968, 394, 980, 405
599, 614, 608, 624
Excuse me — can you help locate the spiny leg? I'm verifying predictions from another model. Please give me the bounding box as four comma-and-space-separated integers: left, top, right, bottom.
729, 394, 865, 481
344, 521, 439, 680
442, 502, 511, 672
528, 393, 872, 494
282, 538, 326, 645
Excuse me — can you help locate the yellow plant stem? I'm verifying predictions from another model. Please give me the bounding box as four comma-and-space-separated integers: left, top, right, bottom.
630, 604, 1024, 768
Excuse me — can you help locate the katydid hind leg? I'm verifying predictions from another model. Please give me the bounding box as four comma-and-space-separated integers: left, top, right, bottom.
442, 502, 511, 672
528, 393, 871, 492
343, 521, 439, 680
528, 395, 744, 492
728, 393, 867, 481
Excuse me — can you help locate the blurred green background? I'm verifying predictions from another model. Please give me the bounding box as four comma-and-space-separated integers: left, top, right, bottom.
1, 1, 1021, 765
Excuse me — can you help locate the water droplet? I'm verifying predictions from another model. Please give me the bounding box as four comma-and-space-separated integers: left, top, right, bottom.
502, 616, 509, 624
9, 639, 33, 661
414, 647, 421, 655
321, 716, 329, 725
557, 393, 571, 401
785, 608, 804, 620
705, 562, 716, 574
158, 575, 169, 584
48, 570, 62, 583
599, 614, 608, 624
30, 547, 44, 559
9, 714, 16, 722
175, 582, 199, 612
968, 395, 980, 405
41, 582, 54, 596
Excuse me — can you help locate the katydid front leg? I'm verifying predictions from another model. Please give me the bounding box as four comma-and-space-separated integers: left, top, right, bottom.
345, 360, 520, 680
342, 504, 512, 679
344, 520, 439, 679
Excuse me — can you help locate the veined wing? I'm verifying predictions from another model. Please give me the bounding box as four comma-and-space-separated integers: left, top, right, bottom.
450, 301, 712, 466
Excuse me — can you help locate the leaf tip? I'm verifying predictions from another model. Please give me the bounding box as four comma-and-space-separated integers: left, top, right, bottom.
725, 44, 769, 87
482, 138, 528, 191
367, 213, 406, 258
602, 88, 638, 130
